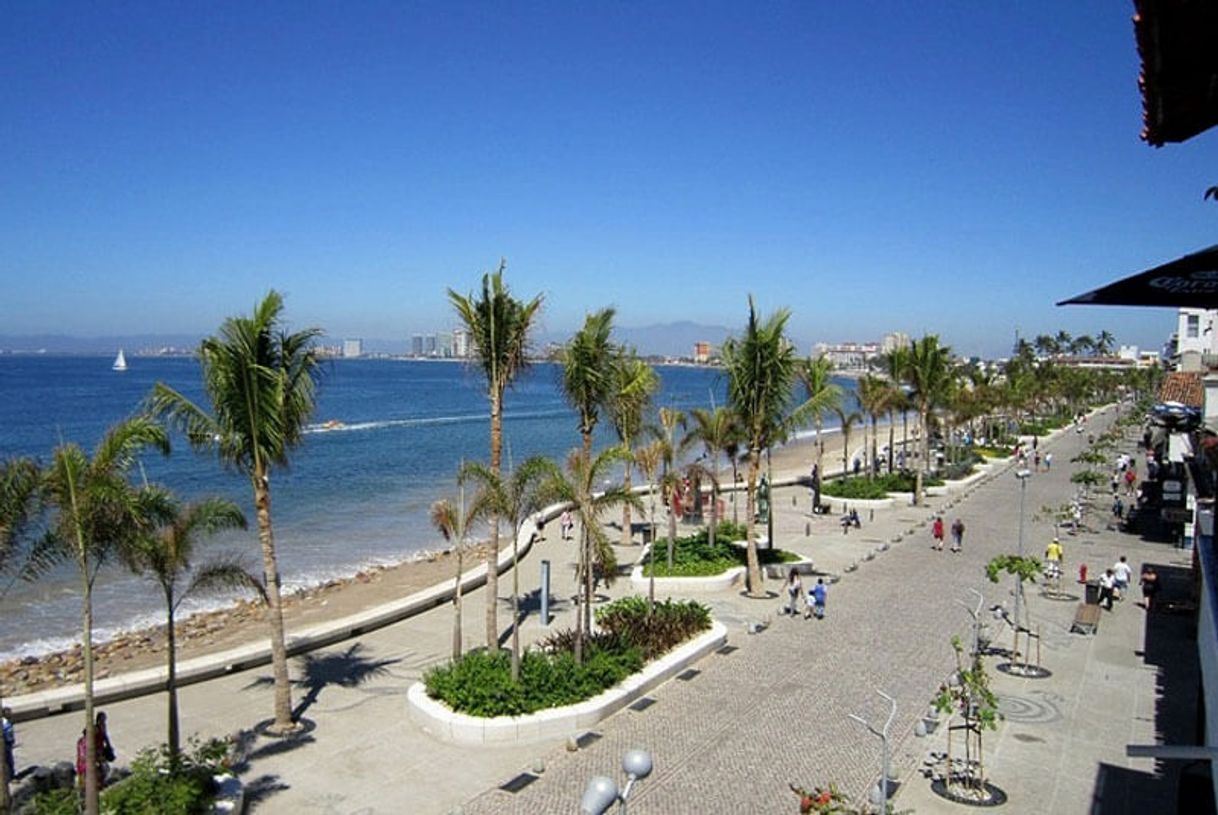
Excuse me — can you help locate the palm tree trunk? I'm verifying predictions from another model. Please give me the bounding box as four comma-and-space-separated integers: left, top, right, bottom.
887, 413, 895, 472
253, 475, 295, 732
914, 405, 929, 505
82, 571, 99, 815
708, 462, 719, 548
574, 525, 586, 664
452, 549, 463, 661
744, 451, 763, 595
166, 600, 180, 767
510, 526, 521, 683
486, 398, 504, 654
621, 462, 633, 547
647, 487, 656, 614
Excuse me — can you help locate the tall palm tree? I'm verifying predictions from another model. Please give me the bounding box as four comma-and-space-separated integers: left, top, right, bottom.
0, 457, 41, 811
606, 352, 658, 546
880, 347, 911, 472
796, 355, 842, 490
685, 407, 740, 550
1094, 330, 1116, 357
148, 290, 322, 735
904, 334, 953, 505
650, 407, 687, 569
121, 494, 253, 767
632, 440, 663, 613
559, 308, 618, 456
448, 263, 544, 653
721, 298, 807, 595
430, 489, 476, 662
538, 447, 641, 663
834, 404, 864, 478
37, 418, 169, 814
856, 374, 890, 479
459, 456, 549, 682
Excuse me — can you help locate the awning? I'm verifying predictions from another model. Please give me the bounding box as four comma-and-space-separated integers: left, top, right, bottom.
1058, 244, 1218, 307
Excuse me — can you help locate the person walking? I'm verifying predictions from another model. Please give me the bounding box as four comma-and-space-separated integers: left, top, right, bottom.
1140, 567, 1160, 612
1098, 569, 1116, 611
2, 706, 15, 782
811, 578, 827, 620
950, 518, 965, 553
1044, 537, 1063, 581
1112, 556, 1133, 600
560, 509, 573, 541
784, 568, 803, 616
1044, 452, 1053, 471
932, 516, 945, 551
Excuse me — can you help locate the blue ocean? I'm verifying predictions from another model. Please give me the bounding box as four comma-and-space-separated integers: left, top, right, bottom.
0, 355, 802, 660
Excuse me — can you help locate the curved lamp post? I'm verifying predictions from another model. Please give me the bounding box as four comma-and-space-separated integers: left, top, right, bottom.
580, 749, 653, 815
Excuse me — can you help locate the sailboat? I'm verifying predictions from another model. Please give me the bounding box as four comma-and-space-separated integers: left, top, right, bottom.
112, 349, 128, 372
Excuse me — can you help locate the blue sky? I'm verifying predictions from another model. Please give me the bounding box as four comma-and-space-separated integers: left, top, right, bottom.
2, 2, 1214, 358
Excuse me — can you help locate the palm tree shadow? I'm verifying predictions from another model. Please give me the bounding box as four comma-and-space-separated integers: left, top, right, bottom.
496, 588, 568, 648
242, 774, 291, 810
243, 642, 400, 720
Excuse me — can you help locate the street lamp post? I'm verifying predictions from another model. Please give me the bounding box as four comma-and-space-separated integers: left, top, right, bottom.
580, 749, 653, 815
850, 688, 897, 813
1013, 468, 1031, 659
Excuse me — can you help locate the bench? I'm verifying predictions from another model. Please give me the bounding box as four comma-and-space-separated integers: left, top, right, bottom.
1071, 603, 1101, 635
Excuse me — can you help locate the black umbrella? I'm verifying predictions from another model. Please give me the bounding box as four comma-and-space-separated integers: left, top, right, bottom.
1058, 243, 1218, 308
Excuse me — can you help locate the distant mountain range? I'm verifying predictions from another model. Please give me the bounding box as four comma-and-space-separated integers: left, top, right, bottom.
0, 321, 788, 359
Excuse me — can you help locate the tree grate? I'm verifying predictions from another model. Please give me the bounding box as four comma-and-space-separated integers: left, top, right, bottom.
499, 773, 539, 793
629, 696, 656, 711
677, 668, 701, 681
575, 731, 603, 749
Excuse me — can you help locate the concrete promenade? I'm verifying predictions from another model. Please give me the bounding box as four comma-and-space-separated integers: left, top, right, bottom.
6, 404, 1196, 813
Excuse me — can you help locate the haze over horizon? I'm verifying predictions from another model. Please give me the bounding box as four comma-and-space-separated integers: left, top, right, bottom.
2, 3, 1208, 359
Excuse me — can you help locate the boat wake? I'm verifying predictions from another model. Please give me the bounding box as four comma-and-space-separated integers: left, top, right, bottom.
305, 408, 569, 435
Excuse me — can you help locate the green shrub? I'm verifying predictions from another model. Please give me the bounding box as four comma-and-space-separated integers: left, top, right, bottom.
974, 445, 1013, 459
25, 789, 80, 815
424, 596, 713, 718
820, 478, 889, 499
99, 737, 232, 815
642, 526, 798, 577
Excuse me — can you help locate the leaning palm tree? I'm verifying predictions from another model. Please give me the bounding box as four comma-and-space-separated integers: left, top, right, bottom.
37, 418, 169, 815
632, 440, 663, 613
0, 457, 42, 811
121, 493, 254, 768
430, 490, 477, 662
559, 308, 618, 456
448, 263, 544, 653
721, 298, 807, 595
538, 447, 641, 663
148, 290, 322, 735
797, 354, 842, 489
459, 456, 549, 682
904, 334, 953, 505
856, 374, 890, 479
685, 406, 740, 550
834, 404, 864, 478
606, 351, 659, 546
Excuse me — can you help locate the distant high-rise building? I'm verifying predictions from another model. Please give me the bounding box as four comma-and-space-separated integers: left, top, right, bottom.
411, 334, 425, 357
812, 341, 880, 371
881, 332, 910, 354
436, 332, 454, 358
693, 341, 712, 363
343, 338, 363, 358
424, 335, 437, 356
452, 327, 470, 359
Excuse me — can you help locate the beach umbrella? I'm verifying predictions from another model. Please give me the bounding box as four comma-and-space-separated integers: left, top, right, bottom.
1058, 243, 1218, 308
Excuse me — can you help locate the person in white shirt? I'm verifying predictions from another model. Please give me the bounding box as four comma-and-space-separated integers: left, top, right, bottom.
1098, 569, 1116, 610
1112, 556, 1133, 600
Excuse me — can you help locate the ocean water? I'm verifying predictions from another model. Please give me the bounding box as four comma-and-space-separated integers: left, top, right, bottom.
1, 355, 835, 660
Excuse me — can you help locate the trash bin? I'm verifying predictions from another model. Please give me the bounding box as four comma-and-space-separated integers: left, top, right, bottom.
1084, 580, 1101, 605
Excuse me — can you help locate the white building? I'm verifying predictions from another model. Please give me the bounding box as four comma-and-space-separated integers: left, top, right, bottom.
453, 327, 470, 359
1176, 309, 1218, 370
342, 338, 363, 358
812, 341, 881, 371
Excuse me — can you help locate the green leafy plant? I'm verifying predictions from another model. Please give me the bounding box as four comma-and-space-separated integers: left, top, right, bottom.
933, 637, 1002, 797
97, 736, 234, 815
26, 788, 81, 815
789, 782, 850, 813
642, 527, 797, 577
594, 596, 711, 659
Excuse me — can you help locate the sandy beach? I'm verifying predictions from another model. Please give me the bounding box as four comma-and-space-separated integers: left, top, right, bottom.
0, 419, 894, 697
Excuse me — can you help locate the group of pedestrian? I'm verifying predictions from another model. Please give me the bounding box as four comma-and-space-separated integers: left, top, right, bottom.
74, 711, 117, 789
931, 516, 965, 553
784, 569, 827, 620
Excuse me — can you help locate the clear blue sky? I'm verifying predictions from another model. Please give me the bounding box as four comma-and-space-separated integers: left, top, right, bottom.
2, 2, 1214, 358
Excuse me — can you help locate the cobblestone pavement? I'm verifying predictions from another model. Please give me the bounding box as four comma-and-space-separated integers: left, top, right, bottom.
462, 405, 1186, 814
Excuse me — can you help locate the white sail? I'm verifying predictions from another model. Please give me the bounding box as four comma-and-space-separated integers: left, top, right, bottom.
112, 349, 128, 372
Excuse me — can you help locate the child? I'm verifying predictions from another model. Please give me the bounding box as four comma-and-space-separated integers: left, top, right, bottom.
811, 578, 827, 620
785, 568, 803, 616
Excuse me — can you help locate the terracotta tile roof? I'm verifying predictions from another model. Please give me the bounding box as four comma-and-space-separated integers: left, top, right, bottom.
1159, 371, 1204, 406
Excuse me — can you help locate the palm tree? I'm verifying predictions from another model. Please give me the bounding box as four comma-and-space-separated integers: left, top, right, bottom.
148, 290, 322, 735
558, 308, 618, 456
37, 418, 169, 814
1094, 330, 1116, 357
0, 457, 41, 811
459, 456, 549, 682
538, 447, 641, 663
857, 375, 890, 478
121, 494, 253, 767
721, 298, 806, 595
449, 263, 544, 653
834, 404, 864, 478
904, 335, 953, 505
606, 352, 658, 546
430, 490, 476, 662
685, 407, 740, 550
880, 347, 911, 472
796, 354, 842, 497
632, 440, 663, 613
650, 407, 687, 569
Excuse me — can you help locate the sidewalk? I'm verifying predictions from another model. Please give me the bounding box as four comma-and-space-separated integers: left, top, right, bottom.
6, 405, 1194, 813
